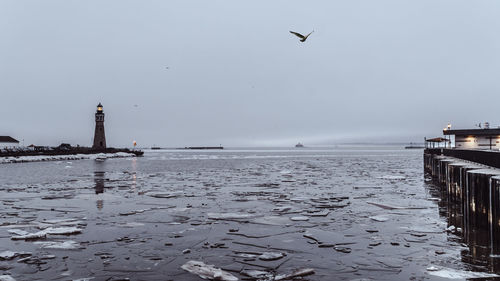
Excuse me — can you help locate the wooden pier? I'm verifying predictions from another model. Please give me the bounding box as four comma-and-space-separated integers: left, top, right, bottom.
424, 148, 500, 270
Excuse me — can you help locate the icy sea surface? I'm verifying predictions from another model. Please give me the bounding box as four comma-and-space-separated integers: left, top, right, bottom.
0, 146, 491, 280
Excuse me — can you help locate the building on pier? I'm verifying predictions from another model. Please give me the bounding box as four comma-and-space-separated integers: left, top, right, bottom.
424, 137, 449, 149
0, 136, 19, 149
443, 128, 500, 150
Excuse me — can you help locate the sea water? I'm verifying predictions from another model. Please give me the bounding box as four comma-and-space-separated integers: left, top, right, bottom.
0, 146, 494, 280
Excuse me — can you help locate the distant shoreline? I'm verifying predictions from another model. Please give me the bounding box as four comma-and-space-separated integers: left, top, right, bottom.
0, 152, 137, 164
0, 147, 143, 158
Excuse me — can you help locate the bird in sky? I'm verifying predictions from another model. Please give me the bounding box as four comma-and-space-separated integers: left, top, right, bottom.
289, 30, 314, 42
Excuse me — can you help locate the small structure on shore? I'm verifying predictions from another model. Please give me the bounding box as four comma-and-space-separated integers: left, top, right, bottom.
92, 103, 106, 150
0, 136, 19, 149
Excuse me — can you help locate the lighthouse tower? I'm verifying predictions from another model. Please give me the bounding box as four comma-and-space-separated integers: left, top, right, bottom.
92, 103, 107, 150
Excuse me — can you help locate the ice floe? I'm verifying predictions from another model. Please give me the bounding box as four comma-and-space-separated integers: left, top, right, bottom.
181, 260, 238, 281
34, 241, 82, 250
426, 266, 499, 279
207, 213, 257, 220
0, 251, 31, 260
10, 227, 82, 240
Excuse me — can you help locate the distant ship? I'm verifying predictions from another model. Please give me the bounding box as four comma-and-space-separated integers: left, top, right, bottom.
151, 146, 161, 150
182, 146, 223, 150
295, 143, 304, 148
404, 142, 424, 149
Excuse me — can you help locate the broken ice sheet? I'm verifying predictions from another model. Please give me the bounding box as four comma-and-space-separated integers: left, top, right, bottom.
303, 210, 330, 217
252, 216, 291, 226
303, 229, 355, 245
0, 275, 16, 281
34, 241, 83, 250
289, 216, 309, 221
275, 268, 315, 280
258, 252, 286, 261
11, 231, 46, 240
426, 266, 499, 279
7, 229, 29, 236
207, 213, 256, 220
272, 206, 292, 213
241, 269, 271, 279
377, 175, 406, 180
43, 227, 82, 235
118, 222, 145, 228
181, 260, 238, 281
41, 218, 84, 226
369, 216, 389, 222
0, 251, 31, 261
147, 191, 183, 198
119, 209, 145, 216
11, 227, 82, 240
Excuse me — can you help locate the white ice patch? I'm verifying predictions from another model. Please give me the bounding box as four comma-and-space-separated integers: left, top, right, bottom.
43, 227, 82, 235
426, 266, 499, 279
34, 240, 82, 250
275, 268, 315, 280
181, 260, 238, 281
10, 227, 82, 240
369, 216, 389, 222
0, 251, 17, 260
377, 175, 406, 180
0, 251, 31, 260
0, 275, 16, 281
11, 231, 47, 240
119, 222, 145, 228
290, 216, 309, 221
8, 229, 29, 236
207, 213, 256, 220
258, 252, 285, 261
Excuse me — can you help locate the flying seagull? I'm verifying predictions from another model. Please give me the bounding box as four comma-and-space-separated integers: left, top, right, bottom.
289, 30, 314, 42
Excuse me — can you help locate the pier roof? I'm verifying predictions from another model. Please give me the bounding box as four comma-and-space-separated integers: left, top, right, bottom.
443, 128, 500, 136
0, 136, 19, 143
426, 137, 448, 142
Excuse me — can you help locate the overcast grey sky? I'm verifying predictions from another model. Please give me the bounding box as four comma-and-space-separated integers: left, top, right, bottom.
1, 1, 500, 147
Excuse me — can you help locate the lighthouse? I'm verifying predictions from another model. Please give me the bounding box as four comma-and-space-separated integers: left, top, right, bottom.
92, 103, 107, 150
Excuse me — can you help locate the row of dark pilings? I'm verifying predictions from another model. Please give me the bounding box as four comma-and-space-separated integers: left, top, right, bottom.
424, 149, 500, 270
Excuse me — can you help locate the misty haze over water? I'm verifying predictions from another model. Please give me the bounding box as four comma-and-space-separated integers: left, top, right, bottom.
2, 1, 500, 147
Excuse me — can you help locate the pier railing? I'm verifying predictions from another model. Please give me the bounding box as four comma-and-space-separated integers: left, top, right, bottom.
425, 148, 500, 169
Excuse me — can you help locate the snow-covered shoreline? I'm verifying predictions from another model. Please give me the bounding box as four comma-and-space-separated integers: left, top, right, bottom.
0, 152, 136, 164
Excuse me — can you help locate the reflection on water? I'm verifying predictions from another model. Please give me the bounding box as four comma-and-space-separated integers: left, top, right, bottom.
93, 158, 138, 210
94, 171, 105, 195
94, 161, 106, 210
131, 158, 137, 191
